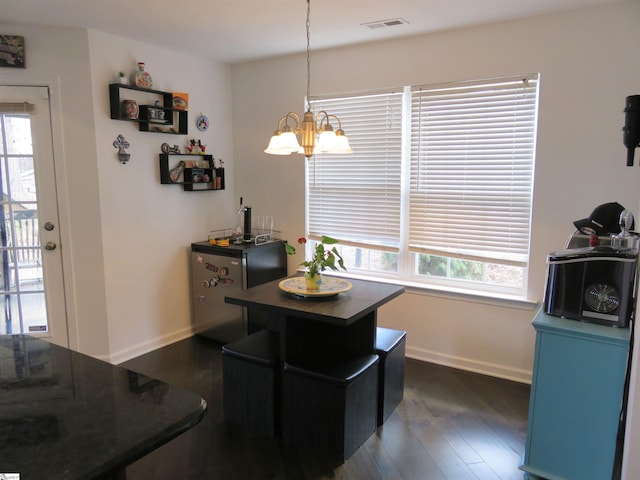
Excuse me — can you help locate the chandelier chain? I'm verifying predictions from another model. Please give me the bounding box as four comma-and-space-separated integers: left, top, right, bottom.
306, 0, 311, 110
264, 0, 352, 157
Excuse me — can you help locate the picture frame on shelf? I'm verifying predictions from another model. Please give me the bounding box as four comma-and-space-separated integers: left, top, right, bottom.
172, 92, 189, 111
190, 168, 207, 184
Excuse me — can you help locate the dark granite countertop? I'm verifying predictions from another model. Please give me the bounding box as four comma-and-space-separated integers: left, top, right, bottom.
0, 335, 207, 479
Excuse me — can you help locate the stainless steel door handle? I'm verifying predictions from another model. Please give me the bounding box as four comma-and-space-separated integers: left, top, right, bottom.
45, 241, 57, 251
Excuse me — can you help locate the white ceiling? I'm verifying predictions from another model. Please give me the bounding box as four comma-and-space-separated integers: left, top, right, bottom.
1, 0, 625, 64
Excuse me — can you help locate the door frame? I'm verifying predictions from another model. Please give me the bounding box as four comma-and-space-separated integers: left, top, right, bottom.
1, 76, 77, 350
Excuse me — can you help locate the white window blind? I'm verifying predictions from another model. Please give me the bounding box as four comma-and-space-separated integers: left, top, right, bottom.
307, 91, 403, 251
409, 75, 539, 267
0, 102, 35, 114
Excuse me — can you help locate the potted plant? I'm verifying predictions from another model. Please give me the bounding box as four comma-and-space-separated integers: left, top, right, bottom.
118, 71, 128, 84
286, 235, 346, 290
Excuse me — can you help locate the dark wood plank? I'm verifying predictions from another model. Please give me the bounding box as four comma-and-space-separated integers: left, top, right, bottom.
119, 337, 530, 480
408, 417, 480, 480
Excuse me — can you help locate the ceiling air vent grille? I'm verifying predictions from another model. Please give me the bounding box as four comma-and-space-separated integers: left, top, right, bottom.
362, 18, 409, 30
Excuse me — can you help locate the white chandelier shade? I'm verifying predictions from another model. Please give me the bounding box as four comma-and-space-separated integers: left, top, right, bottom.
264, 0, 352, 159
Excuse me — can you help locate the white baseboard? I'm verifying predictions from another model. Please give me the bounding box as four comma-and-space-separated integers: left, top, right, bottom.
110, 326, 195, 365
406, 345, 532, 384
108, 329, 532, 384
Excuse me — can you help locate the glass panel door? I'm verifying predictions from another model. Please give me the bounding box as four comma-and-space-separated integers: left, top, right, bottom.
0, 111, 48, 335
0, 85, 67, 347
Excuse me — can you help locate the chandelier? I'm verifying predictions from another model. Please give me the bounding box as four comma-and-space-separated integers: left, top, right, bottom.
264, 0, 352, 159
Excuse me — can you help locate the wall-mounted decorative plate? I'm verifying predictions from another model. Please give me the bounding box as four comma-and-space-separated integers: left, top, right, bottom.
196, 115, 209, 132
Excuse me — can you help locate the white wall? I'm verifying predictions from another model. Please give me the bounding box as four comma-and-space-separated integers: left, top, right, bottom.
231, 1, 640, 382
86, 31, 237, 363
0, 24, 110, 357
0, 25, 236, 361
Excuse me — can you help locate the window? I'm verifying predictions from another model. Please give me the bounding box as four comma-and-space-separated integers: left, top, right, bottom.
307, 91, 403, 252
307, 74, 539, 296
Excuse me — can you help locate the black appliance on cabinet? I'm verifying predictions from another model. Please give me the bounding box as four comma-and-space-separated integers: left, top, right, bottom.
544, 247, 638, 328
190, 240, 287, 343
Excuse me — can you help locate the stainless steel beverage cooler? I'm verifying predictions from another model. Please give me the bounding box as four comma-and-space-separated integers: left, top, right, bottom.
190, 240, 287, 342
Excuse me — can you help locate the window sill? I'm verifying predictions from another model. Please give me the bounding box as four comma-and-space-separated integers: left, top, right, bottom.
317, 269, 540, 311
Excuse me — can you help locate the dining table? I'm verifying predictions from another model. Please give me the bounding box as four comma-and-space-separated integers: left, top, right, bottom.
223, 274, 405, 458
0, 334, 207, 480
224, 274, 405, 365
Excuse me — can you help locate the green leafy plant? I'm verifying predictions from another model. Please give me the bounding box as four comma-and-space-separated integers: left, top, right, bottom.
118, 71, 126, 77
286, 235, 346, 276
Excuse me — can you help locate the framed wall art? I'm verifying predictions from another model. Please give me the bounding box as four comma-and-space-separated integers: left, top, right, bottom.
172, 92, 189, 111
0, 35, 25, 68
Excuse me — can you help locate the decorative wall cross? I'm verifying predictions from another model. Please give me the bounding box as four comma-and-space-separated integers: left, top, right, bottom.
113, 134, 131, 164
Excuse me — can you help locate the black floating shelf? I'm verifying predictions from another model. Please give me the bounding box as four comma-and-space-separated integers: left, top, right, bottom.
159, 154, 224, 191
109, 84, 188, 135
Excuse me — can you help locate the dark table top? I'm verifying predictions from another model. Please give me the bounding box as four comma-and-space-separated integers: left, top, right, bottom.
0, 335, 207, 480
225, 275, 405, 326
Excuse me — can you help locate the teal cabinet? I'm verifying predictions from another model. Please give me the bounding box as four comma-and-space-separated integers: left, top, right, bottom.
521, 309, 630, 480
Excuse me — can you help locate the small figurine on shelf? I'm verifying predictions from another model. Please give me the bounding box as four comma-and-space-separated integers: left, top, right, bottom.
198, 140, 206, 154
186, 139, 196, 154
162, 142, 181, 154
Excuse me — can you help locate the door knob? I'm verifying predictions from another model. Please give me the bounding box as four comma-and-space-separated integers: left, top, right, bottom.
45, 241, 57, 251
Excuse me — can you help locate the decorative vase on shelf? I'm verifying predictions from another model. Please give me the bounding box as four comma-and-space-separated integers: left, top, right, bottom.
122, 99, 138, 119
304, 271, 322, 291
134, 62, 152, 88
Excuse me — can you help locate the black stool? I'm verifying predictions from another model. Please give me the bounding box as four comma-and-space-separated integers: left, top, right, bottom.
376, 327, 406, 425
282, 354, 379, 462
221, 330, 279, 437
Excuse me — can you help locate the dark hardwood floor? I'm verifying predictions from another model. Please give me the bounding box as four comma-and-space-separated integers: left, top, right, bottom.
119, 335, 531, 480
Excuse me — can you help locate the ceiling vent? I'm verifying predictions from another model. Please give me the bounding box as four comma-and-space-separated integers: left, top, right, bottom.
362, 18, 409, 30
